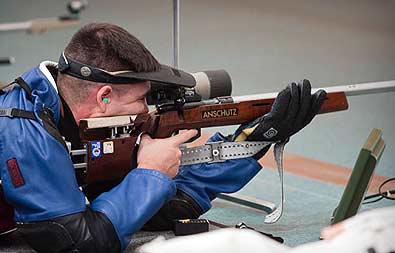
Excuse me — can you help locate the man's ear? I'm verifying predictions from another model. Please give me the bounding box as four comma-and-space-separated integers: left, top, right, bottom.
96, 85, 113, 113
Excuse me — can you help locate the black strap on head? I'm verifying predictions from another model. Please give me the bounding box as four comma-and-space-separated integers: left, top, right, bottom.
58, 52, 140, 84
58, 52, 196, 87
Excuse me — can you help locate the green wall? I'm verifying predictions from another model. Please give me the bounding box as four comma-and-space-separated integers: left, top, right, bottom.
1, 0, 394, 177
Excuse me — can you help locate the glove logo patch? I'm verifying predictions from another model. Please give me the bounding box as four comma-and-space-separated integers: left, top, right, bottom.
263, 128, 278, 139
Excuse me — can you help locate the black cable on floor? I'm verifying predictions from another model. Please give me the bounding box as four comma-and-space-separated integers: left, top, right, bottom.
363, 178, 395, 204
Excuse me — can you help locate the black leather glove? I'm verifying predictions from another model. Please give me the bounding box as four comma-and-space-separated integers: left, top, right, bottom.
232, 79, 327, 158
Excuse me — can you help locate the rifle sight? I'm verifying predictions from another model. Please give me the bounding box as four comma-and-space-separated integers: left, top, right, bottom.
146, 70, 232, 105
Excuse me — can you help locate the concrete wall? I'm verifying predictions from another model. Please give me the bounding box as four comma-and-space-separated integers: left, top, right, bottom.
1, 0, 394, 177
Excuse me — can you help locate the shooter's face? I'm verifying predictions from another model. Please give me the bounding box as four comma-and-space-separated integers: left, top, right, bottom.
105, 81, 151, 116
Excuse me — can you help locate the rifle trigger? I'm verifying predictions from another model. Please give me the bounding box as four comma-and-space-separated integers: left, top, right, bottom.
188, 128, 201, 143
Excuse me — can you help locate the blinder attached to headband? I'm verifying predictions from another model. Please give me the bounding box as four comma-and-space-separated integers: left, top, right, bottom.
58, 52, 196, 87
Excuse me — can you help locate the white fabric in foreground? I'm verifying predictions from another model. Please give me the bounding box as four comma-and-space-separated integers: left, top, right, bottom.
138, 206, 395, 253
139, 228, 287, 253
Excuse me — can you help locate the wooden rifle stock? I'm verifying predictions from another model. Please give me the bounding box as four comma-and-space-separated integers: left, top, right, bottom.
145, 92, 348, 138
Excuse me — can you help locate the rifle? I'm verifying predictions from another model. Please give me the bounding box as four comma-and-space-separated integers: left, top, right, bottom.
72, 79, 395, 199
71, 88, 344, 198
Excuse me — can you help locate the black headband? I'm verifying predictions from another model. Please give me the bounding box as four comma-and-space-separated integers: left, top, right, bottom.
58, 52, 196, 87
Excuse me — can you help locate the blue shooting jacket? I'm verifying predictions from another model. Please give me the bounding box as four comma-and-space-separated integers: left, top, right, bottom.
0, 62, 176, 248
0, 62, 262, 249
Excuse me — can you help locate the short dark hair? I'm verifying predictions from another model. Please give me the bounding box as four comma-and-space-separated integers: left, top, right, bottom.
58, 23, 160, 106
64, 22, 160, 72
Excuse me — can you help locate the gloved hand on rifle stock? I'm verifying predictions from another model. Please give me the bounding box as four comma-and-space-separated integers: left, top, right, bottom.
231, 79, 327, 159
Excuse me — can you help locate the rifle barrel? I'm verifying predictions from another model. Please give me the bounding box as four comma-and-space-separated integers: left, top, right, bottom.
233, 80, 395, 103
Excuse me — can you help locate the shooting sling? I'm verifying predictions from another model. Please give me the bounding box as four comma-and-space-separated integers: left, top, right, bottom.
179, 139, 287, 223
